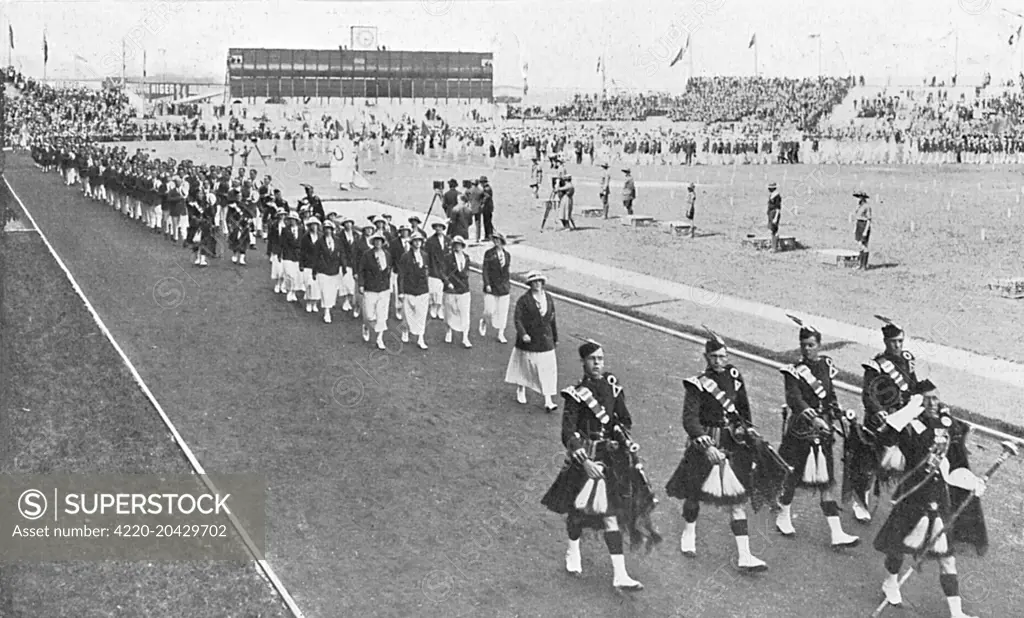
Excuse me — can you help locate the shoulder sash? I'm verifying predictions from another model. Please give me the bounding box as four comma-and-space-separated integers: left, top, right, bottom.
697, 375, 739, 417
876, 358, 910, 393
561, 386, 610, 426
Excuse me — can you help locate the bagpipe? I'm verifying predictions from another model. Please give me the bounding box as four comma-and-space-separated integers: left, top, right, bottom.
609, 423, 664, 553
718, 411, 793, 512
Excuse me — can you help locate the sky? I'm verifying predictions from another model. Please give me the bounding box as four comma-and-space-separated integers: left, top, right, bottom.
3, 0, 1023, 96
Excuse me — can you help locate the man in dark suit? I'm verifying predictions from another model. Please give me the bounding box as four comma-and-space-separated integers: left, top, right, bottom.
480, 175, 495, 241
358, 232, 393, 350
442, 178, 460, 217
398, 232, 431, 349
480, 232, 511, 343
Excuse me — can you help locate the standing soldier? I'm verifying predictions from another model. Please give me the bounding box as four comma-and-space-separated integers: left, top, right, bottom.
685, 182, 697, 238
775, 316, 861, 549
872, 380, 988, 618
540, 340, 646, 592
767, 182, 782, 252
622, 168, 636, 216
664, 328, 787, 571
599, 163, 612, 219
853, 192, 872, 271
479, 232, 511, 343
856, 317, 923, 523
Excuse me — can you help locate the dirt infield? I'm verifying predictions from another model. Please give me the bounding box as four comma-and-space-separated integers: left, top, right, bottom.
116, 141, 1024, 363
6, 155, 1024, 617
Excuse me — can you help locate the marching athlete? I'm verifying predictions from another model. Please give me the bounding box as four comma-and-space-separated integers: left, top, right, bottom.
313, 219, 346, 324
425, 221, 450, 320
337, 217, 359, 314
775, 316, 860, 548
280, 212, 304, 303
442, 236, 473, 348
854, 317, 923, 522
540, 341, 650, 591
358, 232, 392, 350
397, 231, 431, 349
479, 232, 511, 343
873, 380, 987, 618
665, 329, 788, 571
300, 218, 323, 314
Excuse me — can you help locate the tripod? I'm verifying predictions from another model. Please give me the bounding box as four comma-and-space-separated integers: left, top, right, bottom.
540, 184, 559, 232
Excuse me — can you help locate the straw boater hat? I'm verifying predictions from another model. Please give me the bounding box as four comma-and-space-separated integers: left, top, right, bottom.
409, 215, 422, 224
286, 212, 301, 222
305, 217, 321, 227
323, 219, 336, 229
492, 232, 507, 245
431, 221, 447, 230
853, 192, 870, 201
768, 182, 778, 190
369, 232, 386, 243
451, 235, 467, 248
398, 225, 411, 234
525, 270, 547, 284
341, 216, 355, 225
410, 231, 426, 242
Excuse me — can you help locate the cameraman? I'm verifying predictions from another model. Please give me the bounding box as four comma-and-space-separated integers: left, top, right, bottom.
467, 179, 485, 243
441, 178, 460, 218
480, 176, 494, 241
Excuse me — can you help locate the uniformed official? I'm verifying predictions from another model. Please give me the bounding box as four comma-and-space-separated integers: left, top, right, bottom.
685, 182, 696, 238
622, 169, 636, 216
872, 380, 987, 618
665, 329, 788, 571
775, 316, 860, 548
540, 341, 648, 591
853, 192, 872, 270
767, 182, 782, 252
599, 163, 611, 219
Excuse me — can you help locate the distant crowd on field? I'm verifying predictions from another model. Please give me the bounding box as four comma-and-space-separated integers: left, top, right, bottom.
7, 67, 1024, 167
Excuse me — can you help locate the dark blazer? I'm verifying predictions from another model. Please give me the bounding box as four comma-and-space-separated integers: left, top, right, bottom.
299, 232, 321, 270
513, 292, 557, 352
441, 251, 471, 295
424, 233, 450, 279
338, 228, 359, 273
397, 249, 430, 296
266, 221, 285, 257
352, 235, 372, 275
312, 235, 346, 277
481, 246, 511, 296
280, 226, 303, 262
359, 249, 392, 293
389, 238, 410, 268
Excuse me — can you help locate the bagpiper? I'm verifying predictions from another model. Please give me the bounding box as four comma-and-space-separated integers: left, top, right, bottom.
664, 328, 789, 571
774, 315, 860, 548
540, 340, 659, 591
855, 316, 922, 523
872, 380, 987, 617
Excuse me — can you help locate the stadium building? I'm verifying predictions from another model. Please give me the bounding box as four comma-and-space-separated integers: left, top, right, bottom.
227, 48, 494, 103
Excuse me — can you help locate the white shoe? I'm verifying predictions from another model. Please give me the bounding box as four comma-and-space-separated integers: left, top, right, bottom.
775, 506, 796, 536
342, 300, 352, 311
478, 319, 487, 337
286, 292, 296, 302
417, 338, 428, 350
680, 523, 696, 556
401, 331, 409, 343
881, 577, 903, 606
462, 338, 472, 349
831, 530, 861, 549
231, 255, 237, 263
445, 330, 453, 344
323, 310, 332, 324
853, 501, 872, 523
516, 388, 527, 405
274, 284, 282, 294
612, 574, 644, 591
737, 554, 768, 572
239, 255, 246, 265
497, 333, 508, 344
565, 549, 582, 575
376, 337, 386, 350
362, 325, 370, 342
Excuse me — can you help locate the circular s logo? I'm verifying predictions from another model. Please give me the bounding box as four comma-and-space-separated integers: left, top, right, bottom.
958, 0, 991, 15
420, 570, 455, 602
18, 489, 47, 520
421, 0, 454, 17
153, 277, 185, 309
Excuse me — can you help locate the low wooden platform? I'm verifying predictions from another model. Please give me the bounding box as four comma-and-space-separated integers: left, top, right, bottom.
581, 207, 605, 218
621, 215, 656, 227
665, 221, 695, 236
273, 156, 287, 162
302, 160, 317, 167
987, 277, 1024, 299
743, 236, 797, 251
817, 249, 860, 268
315, 162, 331, 169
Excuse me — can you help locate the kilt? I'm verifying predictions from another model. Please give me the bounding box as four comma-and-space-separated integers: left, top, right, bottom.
340, 269, 356, 295
873, 479, 987, 559
228, 224, 251, 253
778, 431, 836, 490
855, 219, 870, 244
443, 292, 471, 332
270, 255, 283, 280
363, 290, 391, 333
482, 293, 510, 330
282, 260, 301, 292
665, 432, 755, 507
541, 446, 633, 523
505, 347, 558, 396
317, 273, 341, 308
305, 270, 322, 301
428, 277, 444, 304
402, 293, 429, 335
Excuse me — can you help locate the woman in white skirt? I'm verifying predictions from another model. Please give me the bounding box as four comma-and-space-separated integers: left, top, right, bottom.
280, 212, 304, 303
479, 232, 511, 343
442, 236, 473, 348
300, 217, 322, 313
398, 232, 431, 349
505, 271, 559, 411
314, 219, 345, 324
337, 217, 358, 313
267, 208, 287, 293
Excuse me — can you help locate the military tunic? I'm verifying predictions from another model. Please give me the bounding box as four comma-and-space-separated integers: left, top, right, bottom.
778, 356, 841, 490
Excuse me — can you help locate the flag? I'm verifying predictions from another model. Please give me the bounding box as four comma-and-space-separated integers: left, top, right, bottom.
596, 56, 601, 73
748, 33, 756, 49
1010, 25, 1022, 46
8, 25, 13, 50
808, 34, 820, 39
42, 33, 47, 64
143, 49, 147, 78
670, 34, 690, 67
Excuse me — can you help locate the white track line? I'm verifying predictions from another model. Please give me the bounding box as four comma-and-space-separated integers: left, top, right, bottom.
3, 176, 305, 618
482, 266, 1023, 446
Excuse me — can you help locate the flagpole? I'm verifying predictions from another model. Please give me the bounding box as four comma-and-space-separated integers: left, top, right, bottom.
754, 37, 758, 77
121, 38, 126, 86
689, 33, 695, 84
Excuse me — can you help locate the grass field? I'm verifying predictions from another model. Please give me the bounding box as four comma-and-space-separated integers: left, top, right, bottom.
5, 154, 1024, 617
0, 187, 291, 618
117, 140, 1024, 364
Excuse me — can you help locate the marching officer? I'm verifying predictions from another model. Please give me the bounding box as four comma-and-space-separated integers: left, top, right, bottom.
775, 316, 861, 548
872, 380, 987, 618
856, 317, 923, 522
540, 341, 646, 591
665, 329, 784, 572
